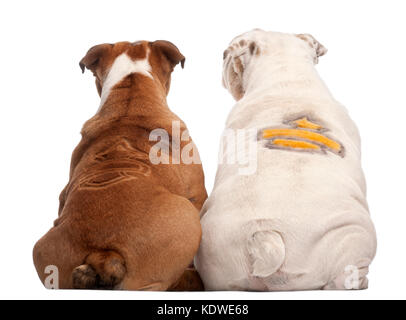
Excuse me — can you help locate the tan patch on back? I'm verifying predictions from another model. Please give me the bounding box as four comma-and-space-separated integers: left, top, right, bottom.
261, 117, 344, 157
272, 139, 320, 150
291, 117, 323, 130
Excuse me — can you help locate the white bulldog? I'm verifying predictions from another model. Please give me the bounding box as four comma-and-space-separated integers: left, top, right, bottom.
195, 29, 377, 291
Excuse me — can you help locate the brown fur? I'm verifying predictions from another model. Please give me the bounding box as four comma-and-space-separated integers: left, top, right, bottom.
33, 40, 207, 291
169, 268, 205, 291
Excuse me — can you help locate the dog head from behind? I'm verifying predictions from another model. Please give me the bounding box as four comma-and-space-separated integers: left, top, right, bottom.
222, 29, 327, 100
79, 40, 185, 97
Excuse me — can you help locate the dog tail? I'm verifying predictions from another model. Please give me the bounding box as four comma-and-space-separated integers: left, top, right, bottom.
72, 250, 126, 289
247, 230, 285, 277
244, 220, 286, 279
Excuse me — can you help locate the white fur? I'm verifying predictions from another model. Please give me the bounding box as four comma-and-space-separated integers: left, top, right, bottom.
99, 51, 153, 111
195, 30, 377, 291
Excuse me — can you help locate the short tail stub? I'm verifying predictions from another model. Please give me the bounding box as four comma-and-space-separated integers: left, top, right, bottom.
72, 250, 126, 289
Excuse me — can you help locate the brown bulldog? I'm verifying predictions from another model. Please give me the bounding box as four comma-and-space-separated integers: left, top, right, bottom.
33, 40, 207, 290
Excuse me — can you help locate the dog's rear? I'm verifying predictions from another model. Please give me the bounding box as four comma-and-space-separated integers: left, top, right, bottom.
34, 185, 202, 290
196, 29, 376, 291
33, 40, 207, 290
34, 238, 125, 289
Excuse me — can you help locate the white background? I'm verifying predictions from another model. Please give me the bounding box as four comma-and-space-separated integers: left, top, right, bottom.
0, 0, 405, 300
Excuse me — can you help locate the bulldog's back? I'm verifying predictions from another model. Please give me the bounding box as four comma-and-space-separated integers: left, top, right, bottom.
196, 29, 377, 291
33, 40, 207, 291
198, 97, 376, 291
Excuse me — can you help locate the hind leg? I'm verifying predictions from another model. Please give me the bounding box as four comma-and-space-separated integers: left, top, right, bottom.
324, 223, 376, 291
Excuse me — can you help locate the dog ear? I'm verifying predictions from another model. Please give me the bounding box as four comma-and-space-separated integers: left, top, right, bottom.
296, 34, 327, 63
222, 40, 258, 100
79, 44, 111, 75
151, 40, 185, 69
